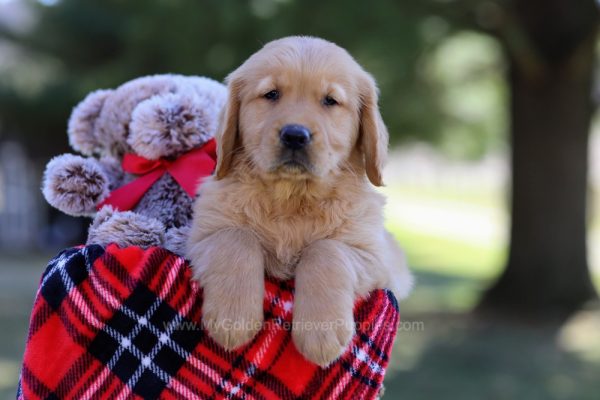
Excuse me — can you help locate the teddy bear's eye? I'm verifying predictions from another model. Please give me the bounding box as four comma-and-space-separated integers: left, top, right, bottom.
263, 90, 280, 101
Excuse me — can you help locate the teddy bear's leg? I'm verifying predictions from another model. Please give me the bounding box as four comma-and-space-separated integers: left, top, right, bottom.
163, 225, 190, 257
42, 154, 110, 216
87, 206, 165, 248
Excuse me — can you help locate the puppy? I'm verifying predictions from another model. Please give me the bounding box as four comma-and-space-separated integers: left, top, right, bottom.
187, 36, 413, 366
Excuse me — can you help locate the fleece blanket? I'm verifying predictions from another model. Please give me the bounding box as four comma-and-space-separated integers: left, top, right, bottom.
17, 244, 399, 399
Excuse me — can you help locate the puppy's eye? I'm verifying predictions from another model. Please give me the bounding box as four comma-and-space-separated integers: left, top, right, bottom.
263, 90, 280, 101
322, 95, 338, 107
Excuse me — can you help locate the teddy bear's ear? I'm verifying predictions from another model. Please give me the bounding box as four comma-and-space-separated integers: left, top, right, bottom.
68, 89, 112, 156
128, 90, 219, 160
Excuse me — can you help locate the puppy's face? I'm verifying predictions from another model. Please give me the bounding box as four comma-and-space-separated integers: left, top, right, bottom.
216, 36, 388, 186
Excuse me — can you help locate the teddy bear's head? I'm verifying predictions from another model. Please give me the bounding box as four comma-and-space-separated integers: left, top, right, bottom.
68, 74, 227, 160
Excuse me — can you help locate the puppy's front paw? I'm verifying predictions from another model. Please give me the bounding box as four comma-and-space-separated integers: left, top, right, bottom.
188, 228, 266, 351
292, 314, 354, 367
202, 293, 263, 350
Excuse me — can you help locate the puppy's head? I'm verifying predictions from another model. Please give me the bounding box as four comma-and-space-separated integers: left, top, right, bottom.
215, 36, 388, 186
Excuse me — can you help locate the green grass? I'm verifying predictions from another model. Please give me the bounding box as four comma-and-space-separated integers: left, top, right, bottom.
383, 184, 600, 287
384, 305, 600, 400
380, 184, 600, 399
390, 228, 504, 279
0, 255, 48, 400
383, 183, 505, 209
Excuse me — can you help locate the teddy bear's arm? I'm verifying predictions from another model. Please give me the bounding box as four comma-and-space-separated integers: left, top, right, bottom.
42, 154, 110, 217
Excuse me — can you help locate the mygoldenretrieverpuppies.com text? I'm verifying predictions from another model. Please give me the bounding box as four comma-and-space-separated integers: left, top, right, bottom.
165, 319, 424, 332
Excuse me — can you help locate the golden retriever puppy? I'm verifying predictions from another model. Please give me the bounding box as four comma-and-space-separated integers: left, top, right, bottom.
187, 36, 413, 366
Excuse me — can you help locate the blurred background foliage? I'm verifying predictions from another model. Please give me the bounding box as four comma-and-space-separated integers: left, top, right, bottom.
1, 0, 600, 399
0, 0, 506, 160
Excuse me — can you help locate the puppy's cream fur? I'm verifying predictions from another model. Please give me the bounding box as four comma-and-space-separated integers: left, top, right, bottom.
187, 36, 413, 366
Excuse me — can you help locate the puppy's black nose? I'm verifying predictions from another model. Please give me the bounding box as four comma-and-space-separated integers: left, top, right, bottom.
280, 124, 311, 150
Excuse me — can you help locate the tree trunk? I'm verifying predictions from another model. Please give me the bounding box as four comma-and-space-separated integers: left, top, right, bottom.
478, 0, 599, 318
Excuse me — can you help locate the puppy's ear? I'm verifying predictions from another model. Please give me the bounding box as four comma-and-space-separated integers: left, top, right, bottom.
358, 74, 388, 187
214, 75, 243, 179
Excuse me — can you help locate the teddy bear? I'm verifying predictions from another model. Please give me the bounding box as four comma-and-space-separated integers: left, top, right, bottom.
42, 74, 227, 256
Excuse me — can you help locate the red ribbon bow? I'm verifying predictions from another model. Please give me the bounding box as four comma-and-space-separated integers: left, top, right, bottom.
97, 139, 217, 211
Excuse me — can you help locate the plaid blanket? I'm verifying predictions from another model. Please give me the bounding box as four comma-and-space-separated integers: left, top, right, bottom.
17, 244, 399, 399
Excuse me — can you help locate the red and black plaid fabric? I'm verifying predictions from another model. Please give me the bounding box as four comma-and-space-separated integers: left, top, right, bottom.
18, 244, 399, 399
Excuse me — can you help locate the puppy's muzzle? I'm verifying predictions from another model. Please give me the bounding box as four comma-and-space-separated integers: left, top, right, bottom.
280, 124, 312, 150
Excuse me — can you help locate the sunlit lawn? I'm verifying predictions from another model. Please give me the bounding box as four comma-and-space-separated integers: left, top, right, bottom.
382, 185, 600, 399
